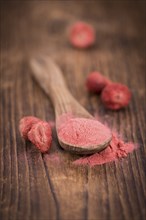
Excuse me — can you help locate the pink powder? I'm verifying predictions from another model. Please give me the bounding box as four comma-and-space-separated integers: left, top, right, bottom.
49, 121, 55, 129
57, 115, 111, 148
73, 133, 138, 166
44, 153, 61, 164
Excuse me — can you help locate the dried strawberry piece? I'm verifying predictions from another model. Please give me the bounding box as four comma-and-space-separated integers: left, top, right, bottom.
69, 22, 95, 48
19, 116, 40, 139
19, 116, 52, 153
86, 72, 111, 93
27, 121, 52, 153
101, 83, 131, 110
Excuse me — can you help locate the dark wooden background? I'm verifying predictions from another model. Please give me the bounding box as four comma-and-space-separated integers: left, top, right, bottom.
0, 1, 146, 220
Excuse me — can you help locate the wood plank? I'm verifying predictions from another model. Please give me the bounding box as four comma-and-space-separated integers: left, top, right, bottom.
0, 1, 146, 220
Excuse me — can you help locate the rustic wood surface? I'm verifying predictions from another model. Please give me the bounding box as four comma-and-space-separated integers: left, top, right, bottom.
0, 1, 146, 220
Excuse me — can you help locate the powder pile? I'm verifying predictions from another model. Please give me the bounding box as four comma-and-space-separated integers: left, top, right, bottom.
58, 117, 111, 148
73, 132, 138, 167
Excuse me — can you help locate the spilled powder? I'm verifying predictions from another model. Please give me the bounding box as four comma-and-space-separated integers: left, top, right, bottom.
73, 132, 138, 166
49, 120, 55, 129
44, 152, 61, 164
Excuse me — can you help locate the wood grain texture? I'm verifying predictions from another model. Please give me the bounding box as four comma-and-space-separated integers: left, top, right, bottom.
0, 1, 146, 220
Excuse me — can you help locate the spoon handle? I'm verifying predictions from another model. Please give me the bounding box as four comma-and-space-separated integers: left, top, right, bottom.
30, 56, 91, 118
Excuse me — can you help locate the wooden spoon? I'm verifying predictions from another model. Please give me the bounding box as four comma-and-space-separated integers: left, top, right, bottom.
30, 56, 112, 154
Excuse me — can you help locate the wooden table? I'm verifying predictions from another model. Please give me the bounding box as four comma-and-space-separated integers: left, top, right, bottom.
0, 1, 145, 220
